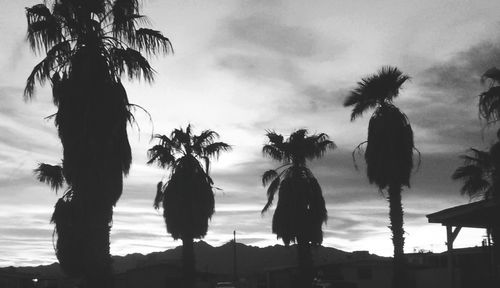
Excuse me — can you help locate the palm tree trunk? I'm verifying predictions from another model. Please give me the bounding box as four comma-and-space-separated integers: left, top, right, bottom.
182, 236, 195, 288
82, 196, 113, 288
491, 160, 500, 285
388, 184, 406, 288
296, 236, 313, 288
490, 137, 500, 285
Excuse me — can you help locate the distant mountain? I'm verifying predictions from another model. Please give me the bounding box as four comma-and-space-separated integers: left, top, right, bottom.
1, 241, 384, 278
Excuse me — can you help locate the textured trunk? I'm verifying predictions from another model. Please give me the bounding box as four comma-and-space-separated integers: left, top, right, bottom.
182, 236, 195, 288
491, 138, 500, 285
388, 184, 406, 288
296, 236, 313, 288
491, 160, 500, 284
82, 186, 113, 288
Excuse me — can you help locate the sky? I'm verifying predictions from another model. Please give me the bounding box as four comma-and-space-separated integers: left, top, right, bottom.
1, 0, 500, 267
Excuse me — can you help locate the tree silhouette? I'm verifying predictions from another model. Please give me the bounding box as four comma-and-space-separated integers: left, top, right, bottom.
344, 66, 415, 288
479, 67, 500, 124
148, 124, 231, 288
261, 129, 335, 288
452, 148, 494, 200
452, 147, 495, 249
25, 1, 171, 287
477, 68, 500, 277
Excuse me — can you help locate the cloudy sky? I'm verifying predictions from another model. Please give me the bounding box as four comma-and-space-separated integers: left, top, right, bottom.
1, 0, 500, 267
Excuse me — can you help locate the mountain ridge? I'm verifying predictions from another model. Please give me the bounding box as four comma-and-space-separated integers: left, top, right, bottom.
1, 241, 385, 278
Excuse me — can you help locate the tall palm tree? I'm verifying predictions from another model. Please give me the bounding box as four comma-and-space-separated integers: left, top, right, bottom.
25, 1, 172, 287
477, 67, 500, 275
261, 129, 335, 288
148, 124, 231, 288
344, 66, 414, 288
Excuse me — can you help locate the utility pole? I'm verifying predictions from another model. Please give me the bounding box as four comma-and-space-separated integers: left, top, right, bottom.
233, 230, 237, 283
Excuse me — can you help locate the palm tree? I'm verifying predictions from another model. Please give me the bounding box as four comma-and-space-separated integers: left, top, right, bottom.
261, 129, 335, 288
147, 124, 231, 288
344, 66, 415, 288
452, 148, 494, 200
477, 67, 500, 275
25, 1, 172, 287
452, 147, 495, 249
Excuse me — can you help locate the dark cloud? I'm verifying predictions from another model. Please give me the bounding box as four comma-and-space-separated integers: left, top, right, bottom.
405, 40, 500, 149
420, 41, 500, 101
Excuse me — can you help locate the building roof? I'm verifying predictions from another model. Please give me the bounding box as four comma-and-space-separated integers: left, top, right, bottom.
426, 199, 499, 228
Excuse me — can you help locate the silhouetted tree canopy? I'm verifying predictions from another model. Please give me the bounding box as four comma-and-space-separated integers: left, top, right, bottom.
261, 129, 335, 245
452, 148, 494, 200
344, 66, 410, 121
148, 124, 231, 239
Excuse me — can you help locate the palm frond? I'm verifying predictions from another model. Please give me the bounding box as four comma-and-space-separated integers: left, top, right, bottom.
113, 0, 140, 15
351, 141, 367, 171
481, 67, 500, 84
153, 181, 164, 210
110, 47, 154, 82
452, 148, 493, 200
171, 127, 190, 149
132, 28, 173, 56
26, 4, 62, 52
34, 163, 65, 192
111, 0, 144, 39
153, 134, 178, 149
192, 130, 219, 149
202, 142, 232, 159
24, 40, 72, 99
345, 66, 410, 121
344, 91, 378, 121
262, 144, 284, 161
261, 177, 281, 214
147, 144, 176, 168
51, 191, 84, 277
202, 155, 210, 175
265, 131, 284, 145
262, 169, 279, 186
304, 133, 336, 160
479, 86, 500, 123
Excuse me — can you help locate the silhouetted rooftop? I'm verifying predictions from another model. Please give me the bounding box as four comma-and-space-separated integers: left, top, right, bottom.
426, 199, 499, 228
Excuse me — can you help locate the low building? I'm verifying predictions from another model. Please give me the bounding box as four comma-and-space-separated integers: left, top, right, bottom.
114, 262, 218, 288
427, 199, 499, 288
0, 267, 36, 288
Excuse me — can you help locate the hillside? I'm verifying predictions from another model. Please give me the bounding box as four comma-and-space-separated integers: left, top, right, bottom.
2, 241, 384, 278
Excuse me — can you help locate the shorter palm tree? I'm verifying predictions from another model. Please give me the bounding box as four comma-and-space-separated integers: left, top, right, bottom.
261, 129, 335, 288
147, 124, 231, 288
